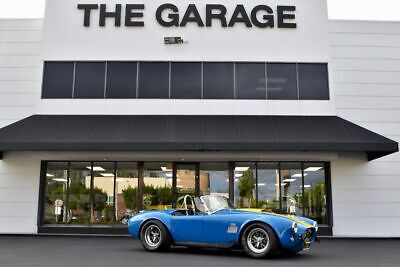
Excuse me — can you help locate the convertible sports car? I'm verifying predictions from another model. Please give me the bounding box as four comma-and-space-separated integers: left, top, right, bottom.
128, 195, 318, 258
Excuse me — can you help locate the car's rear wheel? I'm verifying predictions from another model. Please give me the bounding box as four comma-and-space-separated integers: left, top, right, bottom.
140, 220, 171, 251
241, 223, 278, 258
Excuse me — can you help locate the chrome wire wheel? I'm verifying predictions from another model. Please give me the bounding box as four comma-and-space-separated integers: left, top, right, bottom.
144, 225, 162, 248
247, 227, 270, 254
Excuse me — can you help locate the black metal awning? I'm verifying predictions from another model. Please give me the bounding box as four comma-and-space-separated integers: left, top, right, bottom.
0, 115, 397, 160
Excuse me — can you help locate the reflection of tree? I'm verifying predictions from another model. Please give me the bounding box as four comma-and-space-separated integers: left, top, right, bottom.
47, 182, 65, 204
238, 170, 256, 208
144, 186, 172, 206
122, 186, 137, 210
303, 181, 325, 223
67, 184, 90, 211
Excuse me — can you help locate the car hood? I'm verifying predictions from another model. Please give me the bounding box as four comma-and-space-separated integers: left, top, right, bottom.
237, 208, 314, 228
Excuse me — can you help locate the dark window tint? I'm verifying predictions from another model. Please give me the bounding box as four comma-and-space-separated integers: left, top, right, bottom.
106, 62, 137, 98
171, 63, 201, 99
236, 63, 266, 99
74, 62, 106, 98
298, 64, 329, 100
42, 62, 74, 98
203, 63, 234, 99
267, 63, 298, 100
138, 62, 169, 98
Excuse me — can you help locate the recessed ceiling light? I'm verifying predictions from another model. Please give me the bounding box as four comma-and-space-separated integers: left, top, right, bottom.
258, 183, 266, 186
291, 173, 307, 178
52, 178, 67, 182
283, 178, 297, 182
304, 167, 323, 172
304, 185, 312, 188
275, 183, 287, 186
87, 166, 105, 172
46, 173, 54, 177
235, 167, 250, 172
100, 173, 114, 177
235, 173, 243, 178
161, 166, 172, 172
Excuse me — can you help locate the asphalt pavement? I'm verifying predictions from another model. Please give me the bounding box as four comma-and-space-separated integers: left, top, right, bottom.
0, 236, 399, 267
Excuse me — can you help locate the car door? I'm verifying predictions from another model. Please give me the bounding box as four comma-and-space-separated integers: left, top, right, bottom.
171, 213, 205, 243
202, 210, 239, 245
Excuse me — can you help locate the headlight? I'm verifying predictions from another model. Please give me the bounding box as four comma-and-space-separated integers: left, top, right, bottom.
292, 222, 298, 234
313, 221, 319, 232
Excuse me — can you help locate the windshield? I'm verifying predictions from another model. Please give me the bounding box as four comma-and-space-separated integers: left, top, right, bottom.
197, 195, 235, 214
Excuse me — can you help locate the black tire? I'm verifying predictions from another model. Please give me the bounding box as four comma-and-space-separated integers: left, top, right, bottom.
241, 223, 278, 258
140, 220, 172, 252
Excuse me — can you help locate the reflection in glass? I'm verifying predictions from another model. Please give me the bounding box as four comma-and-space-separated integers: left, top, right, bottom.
138, 62, 169, 98
298, 64, 329, 100
68, 162, 91, 224
143, 162, 173, 210
106, 62, 137, 98
267, 63, 298, 100
116, 162, 138, 224
44, 162, 69, 224
234, 163, 257, 208
281, 163, 303, 216
236, 63, 266, 99
303, 163, 327, 224
171, 63, 202, 99
176, 165, 196, 202
200, 163, 229, 198
42, 62, 74, 99
203, 63, 234, 99
74, 62, 106, 98
257, 163, 280, 213
91, 162, 115, 224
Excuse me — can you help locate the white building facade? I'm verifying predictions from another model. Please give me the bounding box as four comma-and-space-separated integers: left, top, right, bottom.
0, 0, 398, 236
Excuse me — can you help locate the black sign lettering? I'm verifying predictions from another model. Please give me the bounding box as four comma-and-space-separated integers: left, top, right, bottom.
77, 4, 99, 27
77, 3, 298, 29
277, 5, 297, 28
180, 4, 204, 27
99, 4, 122, 27
228, 5, 252, 27
206, 4, 227, 27
251, 5, 274, 28
125, 4, 145, 26
156, 3, 179, 27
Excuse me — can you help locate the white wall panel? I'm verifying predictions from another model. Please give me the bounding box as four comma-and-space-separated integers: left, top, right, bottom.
331, 21, 400, 237
0, 19, 43, 31
0, 55, 42, 67
332, 58, 400, 72
0, 30, 42, 43
0, 154, 40, 234
334, 83, 400, 97
0, 43, 41, 55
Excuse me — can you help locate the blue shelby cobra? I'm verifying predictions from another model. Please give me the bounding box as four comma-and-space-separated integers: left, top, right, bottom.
128, 195, 318, 258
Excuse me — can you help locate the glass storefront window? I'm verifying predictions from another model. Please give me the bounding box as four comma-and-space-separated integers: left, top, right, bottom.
115, 162, 138, 224
280, 163, 303, 216
176, 164, 196, 202
234, 163, 257, 208
257, 163, 281, 213
303, 163, 327, 224
200, 163, 229, 198
143, 162, 173, 210
92, 162, 115, 224
41, 161, 331, 227
44, 162, 69, 224
68, 162, 91, 224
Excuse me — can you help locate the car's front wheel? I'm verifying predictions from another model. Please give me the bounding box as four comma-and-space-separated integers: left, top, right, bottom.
140, 220, 171, 252
241, 223, 278, 258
